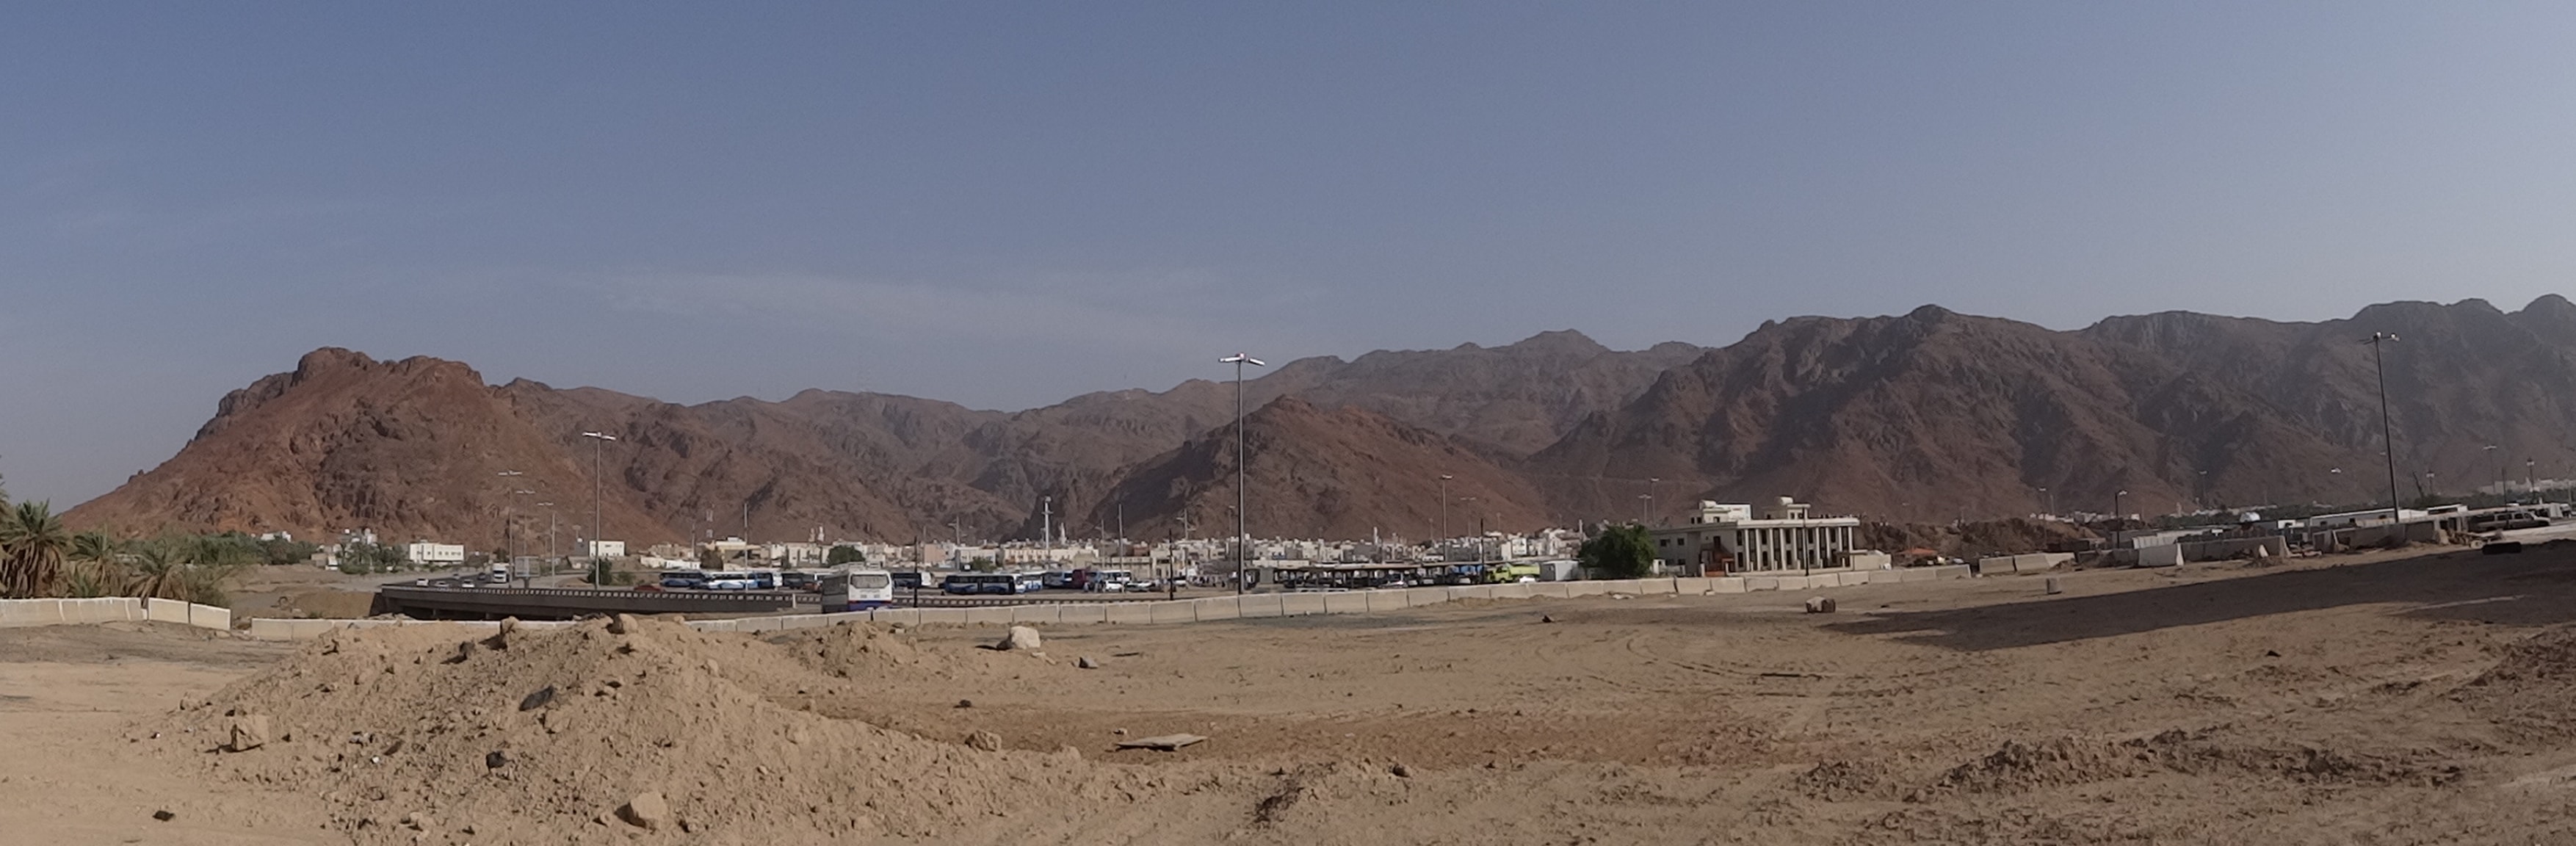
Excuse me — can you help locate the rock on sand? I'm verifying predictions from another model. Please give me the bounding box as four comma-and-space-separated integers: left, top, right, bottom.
997, 626, 1042, 651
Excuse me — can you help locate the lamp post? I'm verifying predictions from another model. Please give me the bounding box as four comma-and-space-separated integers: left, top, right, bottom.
2113, 490, 2127, 531
496, 470, 524, 558
2038, 486, 2053, 517
1438, 474, 1452, 542
2364, 332, 2402, 526
2486, 444, 2502, 493
581, 431, 618, 561
536, 502, 555, 578
1220, 352, 1266, 595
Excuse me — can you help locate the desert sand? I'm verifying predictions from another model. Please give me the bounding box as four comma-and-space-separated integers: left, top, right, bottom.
12, 545, 2576, 845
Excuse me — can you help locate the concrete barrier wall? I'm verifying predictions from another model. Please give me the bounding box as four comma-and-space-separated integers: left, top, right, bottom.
1, 598, 226, 630
2179, 537, 2288, 563
1237, 594, 1285, 619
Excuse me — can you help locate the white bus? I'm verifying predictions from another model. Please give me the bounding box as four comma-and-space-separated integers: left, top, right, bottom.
822, 568, 896, 612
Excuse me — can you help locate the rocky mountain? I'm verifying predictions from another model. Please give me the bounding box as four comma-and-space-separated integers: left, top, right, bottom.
1531, 297, 2576, 523
64, 330, 1690, 546
1081, 397, 1552, 543
64, 297, 2576, 543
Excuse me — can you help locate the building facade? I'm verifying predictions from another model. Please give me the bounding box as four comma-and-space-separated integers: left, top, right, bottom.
404, 542, 466, 566
1646, 498, 1862, 575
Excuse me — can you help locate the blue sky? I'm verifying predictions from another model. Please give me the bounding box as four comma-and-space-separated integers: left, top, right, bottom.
7, 2, 2576, 505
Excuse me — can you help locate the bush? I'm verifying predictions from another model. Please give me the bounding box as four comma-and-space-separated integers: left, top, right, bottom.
1579, 523, 1655, 579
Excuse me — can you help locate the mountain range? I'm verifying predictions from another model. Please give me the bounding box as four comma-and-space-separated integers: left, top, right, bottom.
62, 296, 2576, 548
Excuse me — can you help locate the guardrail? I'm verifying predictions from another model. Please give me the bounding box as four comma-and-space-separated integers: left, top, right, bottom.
244, 567, 1980, 640
374, 585, 797, 619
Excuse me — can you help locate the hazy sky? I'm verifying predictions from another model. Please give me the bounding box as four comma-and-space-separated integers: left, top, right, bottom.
7, 3, 2576, 505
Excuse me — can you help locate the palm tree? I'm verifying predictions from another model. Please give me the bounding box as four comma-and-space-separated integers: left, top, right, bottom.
62, 532, 129, 599
125, 540, 188, 602
0, 501, 70, 598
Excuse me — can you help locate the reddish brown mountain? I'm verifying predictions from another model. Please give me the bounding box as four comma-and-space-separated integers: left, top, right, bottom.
1532, 297, 2576, 523
65, 297, 2576, 543
1081, 397, 1551, 543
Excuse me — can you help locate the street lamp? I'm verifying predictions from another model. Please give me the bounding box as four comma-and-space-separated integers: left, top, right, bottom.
580, 431, 618, 561
535, 502, 555, 577
2113, 490, 2128, 530
1220, 352, 1266, 595
1438, 474, 1452, 541
2364, 332, 2402, 526
496, 471, 524, 558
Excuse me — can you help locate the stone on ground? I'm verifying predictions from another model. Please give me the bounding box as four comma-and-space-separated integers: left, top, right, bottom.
227, 715, 270, 752
997, 626, 1042, 651
618, 791, 670, 831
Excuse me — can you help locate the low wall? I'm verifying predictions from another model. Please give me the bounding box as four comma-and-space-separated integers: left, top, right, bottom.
0, 597, 231, 631
2179, 537, 2289, 562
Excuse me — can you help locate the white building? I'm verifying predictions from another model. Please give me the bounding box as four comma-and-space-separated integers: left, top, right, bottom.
405, 542, 466, 566
1646, 498, 1862, 575
585, 540, 626, 558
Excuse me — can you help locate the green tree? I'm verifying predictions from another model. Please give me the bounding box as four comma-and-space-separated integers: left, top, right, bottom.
1577, 522, 1655, 579
826, 544, 864, 565
125, 539, 189, 601
337, 541, 405, 574
62, 531, 129, 598
0, 501, 70, 598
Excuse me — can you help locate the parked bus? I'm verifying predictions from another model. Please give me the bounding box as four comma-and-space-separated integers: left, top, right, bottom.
943, 574, 1019, 595
821, 568, 895, 612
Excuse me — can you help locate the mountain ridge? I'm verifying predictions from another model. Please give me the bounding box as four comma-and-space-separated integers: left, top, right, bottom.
62, 297, 2576, 543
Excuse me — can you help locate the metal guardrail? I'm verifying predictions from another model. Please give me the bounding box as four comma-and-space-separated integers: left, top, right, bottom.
375, 585, 797, 618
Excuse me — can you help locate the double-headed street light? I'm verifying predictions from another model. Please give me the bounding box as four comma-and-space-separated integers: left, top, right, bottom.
580, 432, 618, 560
1220, 353, 1265, 594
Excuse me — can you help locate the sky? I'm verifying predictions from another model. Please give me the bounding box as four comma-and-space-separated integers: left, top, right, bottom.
7, 2, 2576, 506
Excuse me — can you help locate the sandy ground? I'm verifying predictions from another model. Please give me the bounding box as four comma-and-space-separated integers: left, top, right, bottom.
18, 543, 2576, 844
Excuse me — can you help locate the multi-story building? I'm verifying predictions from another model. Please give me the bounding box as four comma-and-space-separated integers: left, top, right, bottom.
1646, 498, 1862, 575
404, 542, 466, 566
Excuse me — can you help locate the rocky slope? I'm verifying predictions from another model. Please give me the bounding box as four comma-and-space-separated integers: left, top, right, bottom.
1532, 297, 2576, 522
64, 297, 2576, 540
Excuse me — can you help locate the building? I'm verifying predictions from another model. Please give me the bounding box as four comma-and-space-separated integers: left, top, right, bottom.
584, 540, 626, 558
1646, 498, 1862, 575
404, 542, 466, 566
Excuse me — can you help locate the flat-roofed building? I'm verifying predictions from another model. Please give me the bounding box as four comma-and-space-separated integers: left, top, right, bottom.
1646, 497, 1862, 575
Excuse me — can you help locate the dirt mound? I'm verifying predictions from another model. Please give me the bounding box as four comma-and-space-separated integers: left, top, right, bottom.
1795, 759, 1896, 801
1919, 731, 2459, 797
2457, 624, 2576, 739
151, 618, 1255, 845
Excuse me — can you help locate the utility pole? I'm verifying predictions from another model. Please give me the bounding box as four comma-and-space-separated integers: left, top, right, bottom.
2365, 332, 2403, 526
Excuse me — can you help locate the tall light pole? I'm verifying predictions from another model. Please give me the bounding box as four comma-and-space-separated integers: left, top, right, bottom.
2038, 486, 2052, 517
2486, 444, 2502, 493
1438, 474, 1452, 542
496, 470, 524, 557
1220, 352, 1266, 594
581, 431, 617, 560
536, 502, 555, 577
2365, 333, 2402, 525
2113, 490, 2127, 531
